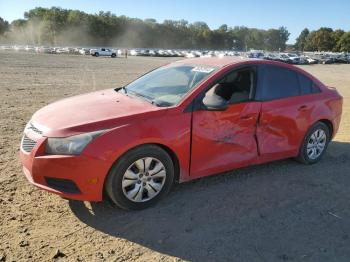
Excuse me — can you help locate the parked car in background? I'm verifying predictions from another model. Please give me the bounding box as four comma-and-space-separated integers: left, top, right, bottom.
25, 45, 35, 52
1, 44, 349, 66
56, 47, 70, 54
14, 45, 25, 51
90, 48, 117, 57
300, 55, 318, 64
0, 45, 12, 50
36, 46, 56, 54
79, 48, 90, 55
247, 50, 264, 59
129, 49, 142, 56
319, 54, 335, 64
286, 53, 301, 64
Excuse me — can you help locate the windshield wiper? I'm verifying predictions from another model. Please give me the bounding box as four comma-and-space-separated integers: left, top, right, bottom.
114, 86, 127, 94
152, 100, 172, 107
127, 90, 160, 106
115, 88, 163, 107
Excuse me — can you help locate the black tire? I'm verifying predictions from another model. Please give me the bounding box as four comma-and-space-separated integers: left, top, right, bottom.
111, 53, 116, 58
105, 145, 174, 210
296, 122, 330, 164
95, 52, 99, 57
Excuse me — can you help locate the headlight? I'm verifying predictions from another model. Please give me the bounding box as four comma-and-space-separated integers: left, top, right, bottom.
45, 130, 106, 155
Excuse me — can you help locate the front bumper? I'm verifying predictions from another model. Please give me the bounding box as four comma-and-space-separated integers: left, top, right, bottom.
19, 132, 109, 202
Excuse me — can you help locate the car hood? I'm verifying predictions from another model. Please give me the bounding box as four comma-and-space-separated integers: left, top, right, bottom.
31, 89, 162, 137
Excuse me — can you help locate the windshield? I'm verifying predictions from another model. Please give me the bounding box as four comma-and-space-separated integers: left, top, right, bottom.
123, 64, 217, 106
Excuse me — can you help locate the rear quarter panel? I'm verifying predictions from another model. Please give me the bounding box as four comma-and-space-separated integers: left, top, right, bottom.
322, 88, 343, 138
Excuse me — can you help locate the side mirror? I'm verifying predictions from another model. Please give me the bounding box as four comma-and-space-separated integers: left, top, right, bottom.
202, 93, 228, 111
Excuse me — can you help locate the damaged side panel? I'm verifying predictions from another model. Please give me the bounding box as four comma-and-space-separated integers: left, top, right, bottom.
190, 102, 262, 179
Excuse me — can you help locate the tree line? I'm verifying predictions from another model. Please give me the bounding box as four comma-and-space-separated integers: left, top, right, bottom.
295, 28, 350, 52
0, 7, 289, 50
0, 7, 349, 52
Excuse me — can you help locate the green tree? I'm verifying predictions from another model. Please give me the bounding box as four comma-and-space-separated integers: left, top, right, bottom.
0, 17, 9, 35
144, 18, 157, 24
246, 28, 265, 50
11, 19, 27, 28
337, 32, 350, 52
230, 26, 250, 50
277, 26, 290, 50
218, 24, 228, 33
295, 28, 309, 51
1, 6, 292, 49
313, 28, 335, 51
332, 29, 345, 51
265, 27, 290, 51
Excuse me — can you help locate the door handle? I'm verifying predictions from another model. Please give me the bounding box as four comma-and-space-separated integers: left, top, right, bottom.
298, 105, 308, 111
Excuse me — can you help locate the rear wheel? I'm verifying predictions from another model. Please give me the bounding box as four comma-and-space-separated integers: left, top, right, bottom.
105, 145, 174, 210
94, 52, 99, 57
111, 53, 116, 58
297, 122, 330, 164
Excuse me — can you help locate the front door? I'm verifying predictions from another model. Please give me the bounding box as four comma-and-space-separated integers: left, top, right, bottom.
190, 66, 261, 178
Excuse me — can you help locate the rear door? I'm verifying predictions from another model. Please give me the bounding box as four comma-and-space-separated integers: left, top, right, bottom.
255, 64, 320, 161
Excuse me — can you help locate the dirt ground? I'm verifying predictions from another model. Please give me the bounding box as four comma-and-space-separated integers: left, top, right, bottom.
0, 51, 350, 262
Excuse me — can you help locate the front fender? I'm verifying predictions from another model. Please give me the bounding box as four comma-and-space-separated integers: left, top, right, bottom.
82, 110, 192, 188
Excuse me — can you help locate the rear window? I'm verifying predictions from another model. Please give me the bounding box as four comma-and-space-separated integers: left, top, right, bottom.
260, 65, 299, 100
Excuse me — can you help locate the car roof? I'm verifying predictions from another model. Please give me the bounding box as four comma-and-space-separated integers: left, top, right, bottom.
174, 57, 324, 88
175, 57, 260, 68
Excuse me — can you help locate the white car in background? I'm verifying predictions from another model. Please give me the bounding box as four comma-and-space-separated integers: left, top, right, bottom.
25, 45, 35, 52
285, 53, 301, 64
56, 47, 70, 54
129, 49, 141, 56
90, 48, 117, 58
303, 56, 318, 64
79, 48, 90, 55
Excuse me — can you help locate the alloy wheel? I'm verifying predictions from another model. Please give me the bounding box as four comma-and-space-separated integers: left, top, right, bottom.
121, 157, 166, 202
307, 129, 327, 160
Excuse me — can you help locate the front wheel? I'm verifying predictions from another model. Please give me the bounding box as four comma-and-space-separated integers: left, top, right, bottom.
105, 145, 174, 210
296, 122, 330, 164
111, 53, 116, 58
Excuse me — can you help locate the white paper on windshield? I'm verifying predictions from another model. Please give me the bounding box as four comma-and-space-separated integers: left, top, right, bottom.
191, 66, 215, 73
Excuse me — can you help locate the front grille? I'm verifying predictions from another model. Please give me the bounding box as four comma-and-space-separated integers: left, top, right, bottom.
28, 123, 43, 135
21, 135, 37, 153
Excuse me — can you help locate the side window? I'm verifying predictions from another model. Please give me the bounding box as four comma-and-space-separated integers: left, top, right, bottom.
297, 72, 322, 95
204, 67, 256, 104
260, 65, 299, 100
298, 73, 313, 94
101, 48, 105, 51
312, 83, 321, 93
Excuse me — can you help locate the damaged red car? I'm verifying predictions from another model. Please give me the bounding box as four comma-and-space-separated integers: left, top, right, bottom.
20, 57, 343, 210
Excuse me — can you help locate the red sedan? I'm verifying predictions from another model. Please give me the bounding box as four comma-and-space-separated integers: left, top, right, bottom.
20, 57, 343, 210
